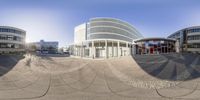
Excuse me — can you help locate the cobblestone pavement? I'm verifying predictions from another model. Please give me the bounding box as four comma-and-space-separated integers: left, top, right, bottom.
0, 53, 199, 100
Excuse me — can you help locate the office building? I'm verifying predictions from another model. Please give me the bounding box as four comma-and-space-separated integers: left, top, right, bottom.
168, 26, 200, 53
71, 17, 143, 58
27, 40, 58, 54
0, 26, 26, 54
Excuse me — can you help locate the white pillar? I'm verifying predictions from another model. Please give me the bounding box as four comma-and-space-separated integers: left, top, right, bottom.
126, 42, 128, 56
73, 45, 75, 56
105, 40, 108, 59
132, 44, 134, 55
78, 46, 80, 56
117, 41, 120, 58
75, 45, 77, 56
112, 41, 114, 57
81, 42, 83, 57
92, 41, 95, 59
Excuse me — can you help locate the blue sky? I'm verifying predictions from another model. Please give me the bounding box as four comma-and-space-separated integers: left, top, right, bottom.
1, 0, 200, 47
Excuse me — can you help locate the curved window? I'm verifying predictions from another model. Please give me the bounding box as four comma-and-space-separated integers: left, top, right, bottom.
0, 28, 25, 35
88, 34, 133, 42
188, 43, 200, 48
0, 43, 24, 48
188, 35, 200, 40
187, 28, 200, 33
89, 27, 138, 39
0, 35, 23, 41
90, 18, 133, 28
90, 22, 139, 36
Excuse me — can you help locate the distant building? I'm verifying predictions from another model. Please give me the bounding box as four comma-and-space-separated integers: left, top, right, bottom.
71, 17, 143, 58
27, 40, 58, 54
168, 26, 200, 53
0, 26, 26, 54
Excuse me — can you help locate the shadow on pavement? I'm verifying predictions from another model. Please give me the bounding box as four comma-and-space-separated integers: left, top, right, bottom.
132, 53, 200, 81
37, 54, 70, 62
38, 54, 70, 57
0, 55, 25, 77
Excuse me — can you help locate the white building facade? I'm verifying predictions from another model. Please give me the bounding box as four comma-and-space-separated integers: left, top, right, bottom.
71, 18, 143, 58
0, 26, 26, 54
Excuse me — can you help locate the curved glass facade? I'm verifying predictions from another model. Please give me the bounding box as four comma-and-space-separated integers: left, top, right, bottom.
168, 26, 200, 53
72, 18, 142, 58
188, 43, 200, 48
0, 35, 23, 41
88, 34, 133, 42
0, 28, 25, 35
187, 28, 200, 33
188, 35, 200, 40
89, 27, 135, 39
87, 18, 143, 42
89, 18, 134, 28
0, 26, 26, 53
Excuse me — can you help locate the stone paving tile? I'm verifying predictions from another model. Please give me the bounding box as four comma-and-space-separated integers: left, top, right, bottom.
0, 54, 199, 100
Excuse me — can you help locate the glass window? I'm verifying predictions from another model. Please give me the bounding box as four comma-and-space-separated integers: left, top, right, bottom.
0, 28, 23, 34
188, 35, 200, 40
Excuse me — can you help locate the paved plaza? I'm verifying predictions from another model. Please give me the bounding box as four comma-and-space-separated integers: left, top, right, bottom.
0, 53, 200, 100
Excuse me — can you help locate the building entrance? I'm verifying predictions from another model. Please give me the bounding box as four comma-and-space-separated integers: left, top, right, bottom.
135, 38, 176, 55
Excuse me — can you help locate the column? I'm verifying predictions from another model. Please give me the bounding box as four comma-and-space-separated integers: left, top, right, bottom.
132, 44, 135, 55
73, 45, 75, 56
92, 41, 95, 59
81, 42, 83, 57
78, 46, 80, 56
105, 40, 108, 59
117, 41, 120, 58
126, 42, 128, 56
75, 45, 77, 56
112, 41, 114, 57
167, 41, 169, 53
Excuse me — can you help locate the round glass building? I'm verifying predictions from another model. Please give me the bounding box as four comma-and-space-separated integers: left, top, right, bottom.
72, 17, 143, 58
0, 26, 26, 54
168, 26, 200, 53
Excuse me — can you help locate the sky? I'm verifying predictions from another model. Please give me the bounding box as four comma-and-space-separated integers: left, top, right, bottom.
0, 0, 200, 47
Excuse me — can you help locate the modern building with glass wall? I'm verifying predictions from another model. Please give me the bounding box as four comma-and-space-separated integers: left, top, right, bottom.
134, 38, 176, 54
168, 26, 200, 53
0, 26, 26, 54
71, 17, 143, 58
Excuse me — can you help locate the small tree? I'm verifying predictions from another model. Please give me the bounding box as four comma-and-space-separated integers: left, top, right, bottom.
31, 45, 37, 51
